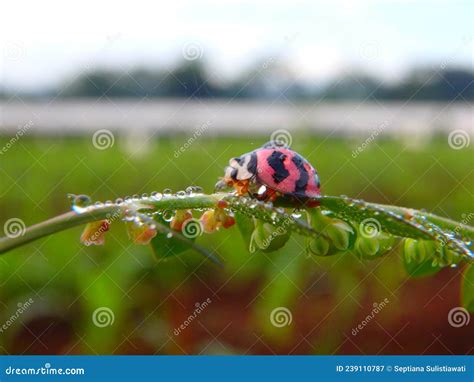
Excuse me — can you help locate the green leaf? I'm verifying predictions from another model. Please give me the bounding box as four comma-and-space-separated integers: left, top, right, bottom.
402, 240, 441, 277
320, 196, 431, 239
150, 231, 192, 258
226, 196, 318, 239
234, 211, 255, 252
149, 218, 222, 267
149, 216, 191, 258
319, 196, 473, 260
462, 264, 474, 312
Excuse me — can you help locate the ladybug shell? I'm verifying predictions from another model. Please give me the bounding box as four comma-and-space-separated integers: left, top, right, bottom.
255, 147, 320, 199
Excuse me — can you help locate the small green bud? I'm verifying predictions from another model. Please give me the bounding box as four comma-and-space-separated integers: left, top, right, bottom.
403, 239, 443, 277
308, 208, 331, 230
325, 220, 355, 251
307, 235, 330, 256
250, 220, 290, 253
435, 244, 462, 267
403, 239, 436, 264
354, 236, 380, 259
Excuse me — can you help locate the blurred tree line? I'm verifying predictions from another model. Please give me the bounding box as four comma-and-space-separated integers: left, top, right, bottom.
2, 60, 473, 101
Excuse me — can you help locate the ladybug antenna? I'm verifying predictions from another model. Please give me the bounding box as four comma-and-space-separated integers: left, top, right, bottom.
214, 178, 228, 192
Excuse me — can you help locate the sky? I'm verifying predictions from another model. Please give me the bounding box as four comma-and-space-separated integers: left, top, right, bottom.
1, 0, 473, 91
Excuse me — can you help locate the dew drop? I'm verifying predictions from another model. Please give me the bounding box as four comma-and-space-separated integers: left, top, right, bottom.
166, 232, 173, 238
151, 192, 163, 201
162, 210, 174, 222
72, 205, 88, 213
115, 198, 123, 205
141, 193, 148, 198
163, 188, 172, 197
123, 211, 135, 222
177, 190, 186, 198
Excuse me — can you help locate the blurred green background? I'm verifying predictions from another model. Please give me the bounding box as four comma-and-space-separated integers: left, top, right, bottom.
0, 135, 472, 354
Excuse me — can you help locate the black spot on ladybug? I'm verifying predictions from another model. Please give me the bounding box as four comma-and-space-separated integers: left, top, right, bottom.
267, 151, 290, 184
233, 157, 243, 165
247, 152, 257, 176
291, 155, 309, 195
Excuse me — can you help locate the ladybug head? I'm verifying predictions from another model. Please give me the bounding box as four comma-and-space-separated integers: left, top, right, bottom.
214, 152, 257, 191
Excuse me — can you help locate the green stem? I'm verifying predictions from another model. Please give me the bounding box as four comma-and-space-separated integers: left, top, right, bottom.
0, 194, 222, 254
0, 193, 472, 255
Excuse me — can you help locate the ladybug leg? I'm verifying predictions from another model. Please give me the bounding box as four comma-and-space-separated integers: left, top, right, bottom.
264, 188, 278, 203
305, 199, 320, 208
226, 179, 250, 196
255, 187, 278, 203
236, 180, 250, 196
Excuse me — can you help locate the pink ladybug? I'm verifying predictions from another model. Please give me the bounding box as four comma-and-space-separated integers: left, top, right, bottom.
217, 141, 320, 205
